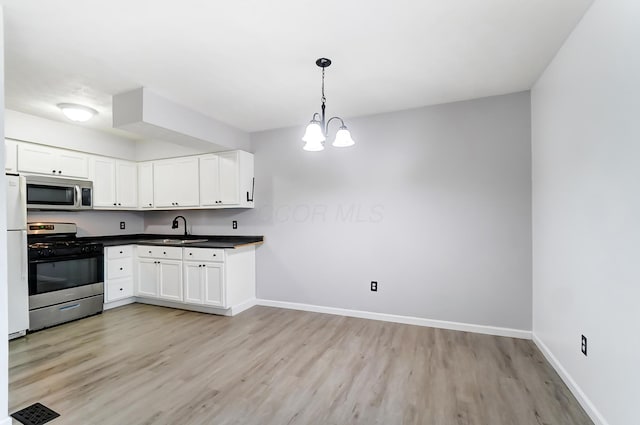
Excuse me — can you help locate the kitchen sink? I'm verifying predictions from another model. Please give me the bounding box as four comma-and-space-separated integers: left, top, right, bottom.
138, 238, 209, 245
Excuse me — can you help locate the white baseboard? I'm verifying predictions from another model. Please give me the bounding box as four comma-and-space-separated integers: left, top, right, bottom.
103, 297, 136, 310
229, 298, 258, 316
256, 299, 531, 339
134, 297, 233, 316
533, 334, 609, 425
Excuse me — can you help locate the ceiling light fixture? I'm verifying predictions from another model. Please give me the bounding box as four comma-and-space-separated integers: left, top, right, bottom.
302, 58, 355, 151
57, 103, 98, 122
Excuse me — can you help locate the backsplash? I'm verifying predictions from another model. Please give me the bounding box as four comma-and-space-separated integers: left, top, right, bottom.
27, 210, 144, 237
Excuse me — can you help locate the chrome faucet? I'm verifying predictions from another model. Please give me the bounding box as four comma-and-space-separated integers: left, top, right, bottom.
171, 215, 188, 236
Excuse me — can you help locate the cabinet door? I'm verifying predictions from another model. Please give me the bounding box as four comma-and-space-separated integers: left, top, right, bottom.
116, 161, 138, 207
218, 151, 240, 205
153, 161, 177, 207
91, 157, 117, 207
17, 143, 58, 175
136, 259, 158, 298
203, 263, 225, 307
183, 262, 204, 304
174, 158, 200, 207
138, 162, 154, 208
154, 158, 199, 208
159, 260, 183, 302
199, 155, 220, 206
5, 139, 17, 173
57, 149, 89, 178
106, 277, 134, 302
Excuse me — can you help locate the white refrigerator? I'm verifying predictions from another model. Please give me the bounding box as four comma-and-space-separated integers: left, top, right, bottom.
6, 174, 29, 338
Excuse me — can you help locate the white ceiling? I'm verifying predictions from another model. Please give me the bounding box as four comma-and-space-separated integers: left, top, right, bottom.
2, 0, 593, 136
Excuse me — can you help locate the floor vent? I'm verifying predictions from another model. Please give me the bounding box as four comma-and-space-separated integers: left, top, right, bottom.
11, 402, 60, 425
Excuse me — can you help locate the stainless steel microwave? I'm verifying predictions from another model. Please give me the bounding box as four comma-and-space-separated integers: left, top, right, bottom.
25, 176, 93, 210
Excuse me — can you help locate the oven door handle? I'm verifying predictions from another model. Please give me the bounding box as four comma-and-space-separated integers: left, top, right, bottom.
21, 230, 28, 280
59, 303, 81, 312
29, 253, 103, 264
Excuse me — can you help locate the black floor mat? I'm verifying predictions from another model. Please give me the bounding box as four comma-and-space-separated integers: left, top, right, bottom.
11, 403, 60, 425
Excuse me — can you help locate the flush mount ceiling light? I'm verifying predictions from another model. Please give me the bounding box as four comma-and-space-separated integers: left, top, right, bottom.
57, 103, 98, 122
302, 58, 355, 152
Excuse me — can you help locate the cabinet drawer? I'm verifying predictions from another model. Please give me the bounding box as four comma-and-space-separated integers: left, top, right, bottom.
106, 277, 134, 302
107, 245, 133, 259
183, 247, 225, 262
137, 245, 183, 260
107, 257, 133, 279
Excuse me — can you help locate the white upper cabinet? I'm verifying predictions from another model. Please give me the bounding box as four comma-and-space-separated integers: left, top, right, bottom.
199, 150, 254, 208
138, 162, 154, 208
90, 157, 138, 208
18, 143, 89, 178
199, 154, 221, 206
57, 150, 90, 178
218, 151, 240, 204
153, 157, 199, 208
16, 139, 254, 211
90, 157, 116, 207
5, 139, 17, 173
116, 161, 138, 207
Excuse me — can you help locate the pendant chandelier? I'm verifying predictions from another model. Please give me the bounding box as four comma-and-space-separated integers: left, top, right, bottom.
302, 58, 355, 151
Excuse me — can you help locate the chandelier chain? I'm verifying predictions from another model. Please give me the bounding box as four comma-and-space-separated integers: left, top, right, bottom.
321, 67, 326, 104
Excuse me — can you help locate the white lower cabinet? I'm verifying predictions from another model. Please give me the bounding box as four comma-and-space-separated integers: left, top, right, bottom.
136, 246, 184, 302
136, 258, 160, 298
105, 246, 135, 303
133, 245, 255, 313
183, 261, 225, 307
107, 277, 134, 301
136, 259, 183, 300
158, 260, 183, 301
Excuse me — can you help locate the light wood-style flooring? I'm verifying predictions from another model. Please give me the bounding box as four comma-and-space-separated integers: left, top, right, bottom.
9, 304, 592, 425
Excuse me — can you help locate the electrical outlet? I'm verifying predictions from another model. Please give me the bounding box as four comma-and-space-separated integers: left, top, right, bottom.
370, 281, 378, 292
232, 220, 238, 229
581, 335, 587, 356
120, 221, 125, 230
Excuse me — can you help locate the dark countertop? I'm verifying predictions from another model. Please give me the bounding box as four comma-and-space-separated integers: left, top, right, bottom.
78, 234, 263, 249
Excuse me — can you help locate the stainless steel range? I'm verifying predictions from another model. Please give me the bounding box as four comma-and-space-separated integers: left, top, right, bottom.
27, 222, 104, 331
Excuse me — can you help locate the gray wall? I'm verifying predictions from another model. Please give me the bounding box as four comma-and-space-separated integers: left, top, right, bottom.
146, 91, 533, 331
27, 210, 144, 237
532, 0, 638, 424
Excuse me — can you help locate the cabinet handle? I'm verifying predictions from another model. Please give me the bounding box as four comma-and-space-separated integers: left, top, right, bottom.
118, 203, 122, 206
148, 251, 152, 254
247, 177, 255, 202
189, 253, 192, 256
119, 288, 123, 291
149, 203, 152, 206
58, 170, 62, 174
213, 254, 216, 256
52, 170, 56, 173
119, 251, 123, 254
113, 203, 117, 206
163, 251, 166, 255
119, 267, 123, 270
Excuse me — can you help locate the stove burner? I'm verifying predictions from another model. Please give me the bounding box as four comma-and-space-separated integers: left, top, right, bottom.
28, 240, 103, 259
